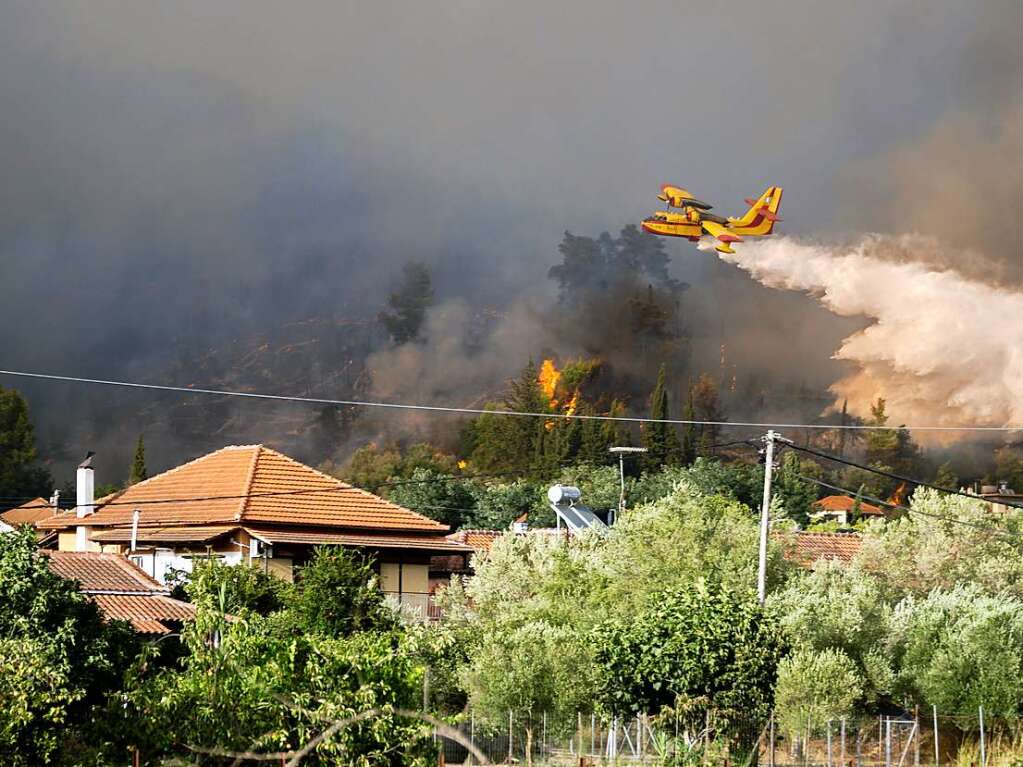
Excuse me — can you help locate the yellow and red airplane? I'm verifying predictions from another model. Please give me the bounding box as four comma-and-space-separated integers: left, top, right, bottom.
641, 184, 783, 254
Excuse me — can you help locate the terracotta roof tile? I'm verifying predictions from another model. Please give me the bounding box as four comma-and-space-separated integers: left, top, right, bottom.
43, 551, 167, 593
90, 594, 196, 634
2, 498, 57, 527
447, 529, 505, 552
785, 532, 863, 566
43, 445, 448, 534
43, 552, 196, 634
813, 495, 884, 516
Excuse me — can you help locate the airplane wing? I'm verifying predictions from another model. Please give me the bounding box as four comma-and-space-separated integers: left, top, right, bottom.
701, 221, 742, 244
701, 220, 743, 254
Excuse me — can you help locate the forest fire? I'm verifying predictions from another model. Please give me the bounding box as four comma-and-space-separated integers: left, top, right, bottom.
538, 359, 561, 405
539, 359, 581, 429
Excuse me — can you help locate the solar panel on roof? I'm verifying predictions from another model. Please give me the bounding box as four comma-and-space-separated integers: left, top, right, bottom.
550, 502, 607, 532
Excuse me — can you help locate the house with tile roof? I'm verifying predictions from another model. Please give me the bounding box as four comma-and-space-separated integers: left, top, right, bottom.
810, 494, 886, 526
784, 531, 863, 567
43, 551, 196, 635
37, 445, 471, 615
2, 497, 57, 529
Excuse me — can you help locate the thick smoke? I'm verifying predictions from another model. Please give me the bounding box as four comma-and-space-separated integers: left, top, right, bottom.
722, 236, 1023, 429
0, 1, 1011, 477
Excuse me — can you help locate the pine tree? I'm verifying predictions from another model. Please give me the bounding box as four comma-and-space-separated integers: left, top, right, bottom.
681, 385, 697, 465
129, 434, 147, 485
378, 261, 434, 344
691, 373, 724, 453
469, 360, 552, 476
643, 365, 682, 470
0, 386, 51, 499
935, 461, 959, 491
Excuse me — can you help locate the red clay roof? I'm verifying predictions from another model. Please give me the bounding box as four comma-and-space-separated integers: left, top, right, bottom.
2, 498, 56, 527
447, 529, 504, 552
786, 532, 863, 566
42, 551, 196, 634
91, 594, 197, 634
44, 551, 167, 592
38, 445, 447, 534
813, 495, 884, 516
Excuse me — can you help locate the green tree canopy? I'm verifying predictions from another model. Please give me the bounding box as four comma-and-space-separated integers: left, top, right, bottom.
642, 364, 682, 470
591, 581, 785, 731
128, 434, 147, 485
0, 387, 51, 500
291, 547, 397, 637
379, 261, 434, 345
0, 528, 139, 765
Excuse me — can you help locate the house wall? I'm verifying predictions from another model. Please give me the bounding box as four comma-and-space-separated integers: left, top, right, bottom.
126, 546, 244, 584
58, 531, 101, 552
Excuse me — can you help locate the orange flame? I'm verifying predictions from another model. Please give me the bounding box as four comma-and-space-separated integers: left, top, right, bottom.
538, 359, 561, 405
457, 460, 467, 470
565, 391, 579, 417
888, 481, 909, 507
539, 359, 582, 429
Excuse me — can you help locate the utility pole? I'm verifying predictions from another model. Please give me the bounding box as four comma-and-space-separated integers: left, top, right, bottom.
758, 430, 778, 605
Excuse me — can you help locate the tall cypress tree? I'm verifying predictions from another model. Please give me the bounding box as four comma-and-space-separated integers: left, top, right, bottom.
129, 434, 147, 485
643, 365, 682, 470
681, 385, 697, 465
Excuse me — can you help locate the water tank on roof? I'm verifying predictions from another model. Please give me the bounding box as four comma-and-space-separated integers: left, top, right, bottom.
547, 484, 582, 505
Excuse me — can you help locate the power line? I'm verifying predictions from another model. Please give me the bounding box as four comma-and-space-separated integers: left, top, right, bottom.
785, 442, 1023, 513
6, 470, 538, 512
4, 368, 1023, 432
793, 472, 1019, 541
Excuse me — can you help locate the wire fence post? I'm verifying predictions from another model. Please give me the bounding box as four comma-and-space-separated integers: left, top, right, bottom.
841, 717, 846, 767
578, 711, 583, 761
885, 717, 892, 767
828, 720, 833, 767
469, 712, 475, 767
914, 706, 920, 767
932, 705, 939, 767
508, 710, 513, 764
979, 706, 986, 767
770, 710, 776, 767
879, 717, 884, 767
542, 711, 547, 760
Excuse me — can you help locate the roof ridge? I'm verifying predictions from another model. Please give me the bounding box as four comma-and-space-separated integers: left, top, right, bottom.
100, 444, 259, 507
254, 445, 447, 531
109, 552, 169, 592
236, 444, 262, 521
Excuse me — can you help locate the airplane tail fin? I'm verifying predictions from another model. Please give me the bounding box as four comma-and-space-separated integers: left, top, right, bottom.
731, 186, 783, 235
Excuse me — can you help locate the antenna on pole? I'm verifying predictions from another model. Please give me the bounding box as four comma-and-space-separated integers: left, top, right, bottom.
609, 446, 647, 522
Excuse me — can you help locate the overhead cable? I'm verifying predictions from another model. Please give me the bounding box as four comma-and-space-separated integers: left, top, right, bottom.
4, 369, 1023, 432
785, 442, 1023, 512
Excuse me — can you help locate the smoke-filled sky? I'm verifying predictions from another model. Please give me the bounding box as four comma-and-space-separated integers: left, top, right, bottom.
2, 1, 1020, 475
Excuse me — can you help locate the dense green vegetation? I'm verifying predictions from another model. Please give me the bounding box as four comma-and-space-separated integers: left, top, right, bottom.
3, 467, 1023, 764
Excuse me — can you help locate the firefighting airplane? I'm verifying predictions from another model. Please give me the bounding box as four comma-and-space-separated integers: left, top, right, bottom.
641, 184, 783, 254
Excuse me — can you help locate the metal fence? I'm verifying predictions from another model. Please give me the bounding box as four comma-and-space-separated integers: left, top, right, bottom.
434, 708, 1023, 766
437, 711, 763, 765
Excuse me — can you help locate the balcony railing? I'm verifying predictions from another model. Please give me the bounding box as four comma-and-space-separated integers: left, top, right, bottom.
381, 590, 442, 622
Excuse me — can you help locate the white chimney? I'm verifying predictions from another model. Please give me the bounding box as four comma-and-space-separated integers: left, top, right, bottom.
75, 452, 95, 552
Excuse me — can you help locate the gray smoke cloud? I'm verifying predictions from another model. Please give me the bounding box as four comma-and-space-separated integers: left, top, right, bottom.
0, 1, 1003, 477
